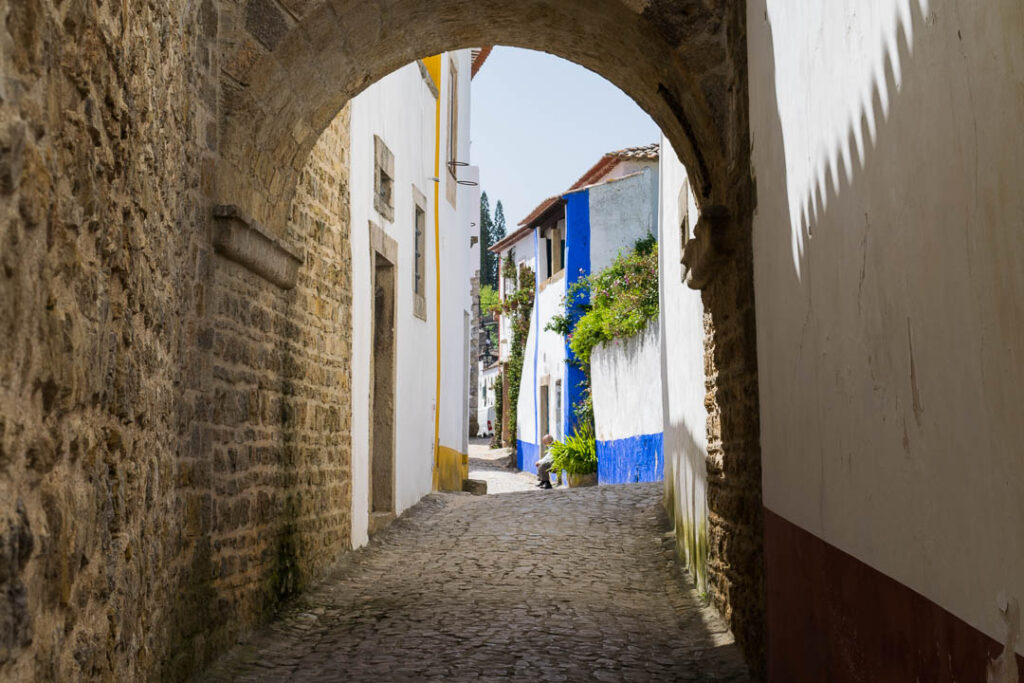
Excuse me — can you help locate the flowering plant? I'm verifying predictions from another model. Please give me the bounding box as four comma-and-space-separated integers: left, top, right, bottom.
546, 233, 659, 365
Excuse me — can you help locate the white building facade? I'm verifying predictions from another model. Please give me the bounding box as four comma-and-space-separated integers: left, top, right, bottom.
476, 361, 499, 437
493, 146, 663, 482
657, 135, 710, 593
348, 50, 481, 547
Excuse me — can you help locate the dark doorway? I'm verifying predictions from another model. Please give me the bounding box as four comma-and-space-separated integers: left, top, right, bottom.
369, 251, 396, 533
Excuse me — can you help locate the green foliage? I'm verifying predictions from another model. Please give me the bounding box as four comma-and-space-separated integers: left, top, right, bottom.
499, 260, 535, 446
480, 192, 494, 287
490, 373, 503, 448
479, 284, 501, 316
572, 379, 594, 430
493, 200, 507, 245
556, 234, 660, 365
479, 192, 507, 288
548, 423, 598, 475
633, 231, 657, 256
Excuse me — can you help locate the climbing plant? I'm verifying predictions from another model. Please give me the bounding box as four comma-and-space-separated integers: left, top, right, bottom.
490, 372, 503, 449
499, 255, 535, 447
547, 233, 659, 365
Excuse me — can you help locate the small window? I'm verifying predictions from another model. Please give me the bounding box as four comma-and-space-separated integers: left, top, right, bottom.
543, 223, 564, 278
445, 58, 459, 207
545, 237, 553, 279
413, 187, 427, 320
374, 135, 395, 222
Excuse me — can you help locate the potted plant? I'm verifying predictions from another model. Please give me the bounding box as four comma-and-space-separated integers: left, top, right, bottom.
549, 424, 598, 487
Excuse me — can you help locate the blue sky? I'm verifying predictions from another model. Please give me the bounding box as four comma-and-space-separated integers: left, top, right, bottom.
470, 46, 660, 231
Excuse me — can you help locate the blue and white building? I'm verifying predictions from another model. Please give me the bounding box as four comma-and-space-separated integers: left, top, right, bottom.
491, 144, 664, 483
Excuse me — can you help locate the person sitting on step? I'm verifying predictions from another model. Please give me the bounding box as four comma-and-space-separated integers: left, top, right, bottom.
535, 434, 555, 489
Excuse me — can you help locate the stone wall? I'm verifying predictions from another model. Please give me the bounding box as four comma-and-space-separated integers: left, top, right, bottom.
196, 108, 353, 670
0, 1, 354, 679
0, 0, 219, 680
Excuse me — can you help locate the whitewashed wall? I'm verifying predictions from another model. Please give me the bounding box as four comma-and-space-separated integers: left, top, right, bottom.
592, 321, 664, 442
438, 50, 475, 459
349, 50, 474, 548
657, 136, 709, 590
535, 269, 568, 442
750, 0, 1024, 651
588, 167, 659, 272
477, 363, 498, 436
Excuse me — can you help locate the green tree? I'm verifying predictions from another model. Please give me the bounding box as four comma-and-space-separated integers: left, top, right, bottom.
479, 192, 495, 288
491, 201, 508, 287
479, 284, 500, 315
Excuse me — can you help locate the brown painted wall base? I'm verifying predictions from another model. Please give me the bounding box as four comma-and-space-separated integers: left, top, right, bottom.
765, 509, 1023, 682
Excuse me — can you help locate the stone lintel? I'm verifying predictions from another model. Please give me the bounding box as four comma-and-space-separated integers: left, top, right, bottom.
212, 204, 304, 289
682, 205, 730, 290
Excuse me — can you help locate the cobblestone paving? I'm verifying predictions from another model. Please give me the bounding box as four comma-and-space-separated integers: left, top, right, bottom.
200, 483, 749, 682
467, 438, 538, 494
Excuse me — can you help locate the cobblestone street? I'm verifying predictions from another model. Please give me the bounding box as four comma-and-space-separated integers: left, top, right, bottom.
466, 438, 538, 494
201, 481, 749, 682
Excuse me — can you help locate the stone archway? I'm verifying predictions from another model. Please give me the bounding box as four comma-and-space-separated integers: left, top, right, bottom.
213, 0, 764, 671
215, 0, 745, 232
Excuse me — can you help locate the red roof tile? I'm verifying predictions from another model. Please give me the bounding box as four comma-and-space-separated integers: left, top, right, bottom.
471, 46, 493, 78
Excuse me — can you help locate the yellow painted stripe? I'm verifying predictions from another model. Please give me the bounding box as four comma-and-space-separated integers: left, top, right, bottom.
431, 54, 442, 484
421, 55, 441, 91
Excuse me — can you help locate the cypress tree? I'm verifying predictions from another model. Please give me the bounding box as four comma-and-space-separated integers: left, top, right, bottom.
480, 192, 495, 287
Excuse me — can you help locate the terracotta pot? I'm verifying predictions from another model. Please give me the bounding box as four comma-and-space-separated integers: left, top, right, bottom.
567, 472, 597, 488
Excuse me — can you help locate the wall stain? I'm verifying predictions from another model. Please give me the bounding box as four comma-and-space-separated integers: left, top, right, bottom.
906, 318, 923, 425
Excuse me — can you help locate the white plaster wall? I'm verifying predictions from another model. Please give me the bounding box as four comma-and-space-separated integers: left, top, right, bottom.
749, 0, 1024, 648
349, 51, 474, 547
438, 50, 475, 459
535, 270, 568, 441
592, 321, 664, 442
602, 158, 657, 184
587, 167, 659, 273
517, 312, 538, 446
657, 135, 708, 587
477, 364, 498, 435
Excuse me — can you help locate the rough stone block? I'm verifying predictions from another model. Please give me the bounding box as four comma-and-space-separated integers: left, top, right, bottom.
212, 205, 304, 289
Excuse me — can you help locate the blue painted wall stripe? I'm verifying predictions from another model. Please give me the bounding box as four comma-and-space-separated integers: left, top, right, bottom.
563, 189, 591, 439
596, 432, 664, 485
532, 229, 539, 447
517, 440, 539, 474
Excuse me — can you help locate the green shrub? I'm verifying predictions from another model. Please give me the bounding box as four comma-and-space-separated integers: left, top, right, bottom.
548, 233, 659, 365
479, 284, 501, 315
549, 423, 598, 475
499, 258, 534, 446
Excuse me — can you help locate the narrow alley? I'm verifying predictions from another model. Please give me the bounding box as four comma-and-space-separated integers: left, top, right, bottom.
201, 482, 748, 682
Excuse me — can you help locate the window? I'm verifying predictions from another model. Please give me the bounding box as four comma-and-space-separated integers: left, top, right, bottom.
445, 58, 459, 207
543, 222, 565, 279
412, 186, 427, 320
374, 135, 395, 222
545, 237, 553, 279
